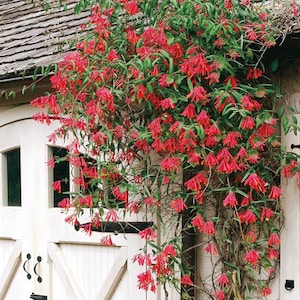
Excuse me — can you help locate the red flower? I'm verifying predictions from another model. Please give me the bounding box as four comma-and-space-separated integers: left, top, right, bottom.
258, 122, 276, 138
202, 152, 218, 168
170, 198, 187, 212
240, 209, 257, 224
224, 75, 238, 87
260, 207, 274, 221
181, 103, 196, 118
268, 232, 280, 246
246, 67, 263, 80
187, 86, 208, 104
162, 244, 177, 258
244, 173, 266, 193
58, 198, 71, 209
137, 270, 156, 292
205, 72, 220, 85
268, 248, 279, 260
241, 94, 261, 111
160, 156, 181, 172
191, 214, 204, 231
223, 192, 238, 207
136, 84, 146, 99
244, 249, 260, 264
244, 230, 257, 242
134, 139, 150, 153
160, 97, 175, 110
124, 1, 139, 15
201, 221, 215, 235
223, 131, 242, 148
215, 273, 230, 287
144, 196, 160, 207
181, 274, 193, 287
260, 287, 272, 297
111, 186, 128, 202
139, 227, 157, 240
105, 209, 119, 222
184, 172, 207, 191
52, 180, 62, 193
213, 290, 225, 300
148, 118, 161, 138
204, 243, 218, 255
196, 110, 210, 127
246, 28, 257, 41
268, 185, 282, 200
152, 138, 165, 152
107, 49, 119, 61
240, 116, 255, 130
100, 235, 114, 246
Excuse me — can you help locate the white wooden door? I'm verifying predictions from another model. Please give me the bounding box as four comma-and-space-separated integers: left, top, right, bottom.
0, 105, 157, 300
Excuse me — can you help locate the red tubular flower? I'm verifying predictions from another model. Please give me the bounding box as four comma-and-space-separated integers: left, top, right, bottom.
240, 209, 257, 224
215, 273, 230, 287
187, 86, 208, 104
137, 270, 156, 292
124, 1, 139, 15
162, 244, 177, 258
204, 243, 218, 255
223, 131, 242, 148
170, 198, 187, 212
201, 221, 215, 235
268, 248, 279, 260
191, 214, 205, 231
244, 249, 260, 264
139, 227, 157, 240
268, 232, 280, 246
184, 172, 207, 191
105, 209, 119, 222
244, 173, 266, 193
260, 287, 272, 297
148, 117, 161, 138
260, 207, 274, 221
196, 110, 210, 127
223, 192, 238, 207
111, 186, 128, 202
268, 185, 282, 200
107, 49, 119, 61
181, 103, 196, 118
52, 180, 62, 193
240, 116, 255, 130
213, 290, 225, 300
181, 274, 194, 287
160, 156, 181, 172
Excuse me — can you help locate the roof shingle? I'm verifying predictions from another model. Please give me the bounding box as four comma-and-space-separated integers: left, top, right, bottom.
0, 0, 89, 79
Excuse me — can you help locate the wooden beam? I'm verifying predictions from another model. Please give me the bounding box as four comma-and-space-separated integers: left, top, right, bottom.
95, 246, 128, 300
77, 221, 154, 234
47, 242, 86, 300
0, 240, 22, 299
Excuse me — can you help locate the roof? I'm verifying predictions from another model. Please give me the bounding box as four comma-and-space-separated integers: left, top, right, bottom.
0, 0, 89, 80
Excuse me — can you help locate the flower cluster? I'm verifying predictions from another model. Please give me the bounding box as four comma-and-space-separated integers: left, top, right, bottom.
31, 0, 300, 298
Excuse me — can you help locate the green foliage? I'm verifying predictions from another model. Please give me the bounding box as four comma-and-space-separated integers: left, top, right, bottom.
30, 0, 300, 299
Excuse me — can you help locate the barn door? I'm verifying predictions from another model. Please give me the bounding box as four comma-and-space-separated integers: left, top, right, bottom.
0, 105, 157, 300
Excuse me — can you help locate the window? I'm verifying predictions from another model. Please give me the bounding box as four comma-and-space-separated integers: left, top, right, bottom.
52, 147, 70, 207
3, 148, 21, 206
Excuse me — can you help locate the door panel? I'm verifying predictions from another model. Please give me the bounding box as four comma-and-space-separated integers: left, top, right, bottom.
0, 106, 158, 299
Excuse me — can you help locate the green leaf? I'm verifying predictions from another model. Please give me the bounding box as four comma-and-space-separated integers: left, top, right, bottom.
271, 58, 279, 73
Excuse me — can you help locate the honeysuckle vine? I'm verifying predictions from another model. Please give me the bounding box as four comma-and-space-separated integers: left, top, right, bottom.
30, 0, 300, 299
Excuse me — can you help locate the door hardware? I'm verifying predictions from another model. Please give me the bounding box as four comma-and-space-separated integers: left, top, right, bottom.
22, 253, 31, 280
33, 256, 43, 283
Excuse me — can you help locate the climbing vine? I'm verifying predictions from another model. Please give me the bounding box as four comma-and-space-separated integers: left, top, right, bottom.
31, 0, 300, 299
